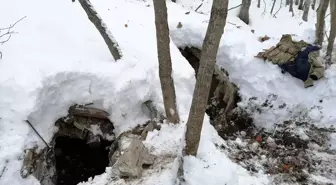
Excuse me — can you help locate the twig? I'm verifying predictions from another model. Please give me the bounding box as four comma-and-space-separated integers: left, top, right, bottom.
262, 0, 267, 16
195, 3, 203, 12
25, 120, 50, 149
0, 16, 27, 31
325, 13, 330, 18
228, 4, 242, 11
325, 30, 329, 40
0, 161, 8, 179
273, 0, 283, 17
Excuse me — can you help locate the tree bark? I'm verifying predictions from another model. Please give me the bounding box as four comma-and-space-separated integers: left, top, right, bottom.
298, 0, 304, 9
238, 0, 252, 24
302, 0, 311, 21
311, 0, 317, 9
315, 0, 330, 46
271, 0, 277, 14
257, 0, 261, 8
295, 0, 299, 5
184, 0, 229, 156
289, 0, 294, 15
78, 0, 122, 61
153, 0, 180, 124
326, 0, 336, 60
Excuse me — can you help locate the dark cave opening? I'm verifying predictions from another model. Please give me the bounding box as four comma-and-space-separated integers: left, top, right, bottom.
54, 136, 111, 185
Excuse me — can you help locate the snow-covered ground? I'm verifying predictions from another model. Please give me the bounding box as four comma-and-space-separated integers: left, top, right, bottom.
0, 0, 335, 185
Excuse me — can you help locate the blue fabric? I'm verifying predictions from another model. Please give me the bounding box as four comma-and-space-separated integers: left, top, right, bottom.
278, 45, 320, 81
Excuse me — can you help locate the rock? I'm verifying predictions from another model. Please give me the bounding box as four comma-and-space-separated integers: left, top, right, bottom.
68, 104, 110, 120
20, 149, 35, 178
267, 137, 277, 148
249, 142, 259, 152
113, 138, 155, 178
140, 121, 160, 139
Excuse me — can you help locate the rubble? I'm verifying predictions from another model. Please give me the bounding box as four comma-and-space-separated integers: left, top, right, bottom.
112, 137, 155, 178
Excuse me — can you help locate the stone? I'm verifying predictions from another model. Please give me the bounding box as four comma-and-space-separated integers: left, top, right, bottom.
140, 121, 160, 139
20, 149, 35, 178
113, 138, 155, 178
68, 104, 110, 120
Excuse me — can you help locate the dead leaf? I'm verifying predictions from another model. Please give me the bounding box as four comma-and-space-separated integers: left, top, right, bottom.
258, 35, 270, 42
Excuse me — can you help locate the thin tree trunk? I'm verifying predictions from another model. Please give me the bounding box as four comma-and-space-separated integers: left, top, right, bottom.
238, 0, 252, 24
271, 0, 277, 14
153, 0, 180, 124
184, 0, 229, 156
315, 0, 330, 45
257, 0, 261, 8
290, 0, 295, 16
286, 0, 290, 6
302, 0, 312, 21
295, 0, 299, 5
326, 0, 336, 60
311, 0, 317, 9
78, 0, 122, 60
298, 0, 304, 9
290, 0, 294, 13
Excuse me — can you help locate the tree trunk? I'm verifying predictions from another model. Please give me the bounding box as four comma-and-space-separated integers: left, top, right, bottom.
302, 0, 311, 21
257, 0, 261, 8
153, 0, 180, 124
286, 0, 290, 6
271, 0, 277, 14
311, 0, 317, 9
78, 0, 122, 61
298, 0, 304, 9
295, 0, 299, 5
315, 0, 330, 46
326, 0, 336, 60
289, 0, 294, 14
184, 0, 229, 156
238, 0, 252, 24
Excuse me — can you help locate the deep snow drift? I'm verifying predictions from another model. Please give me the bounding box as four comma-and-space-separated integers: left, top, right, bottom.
0, 0, 335, 185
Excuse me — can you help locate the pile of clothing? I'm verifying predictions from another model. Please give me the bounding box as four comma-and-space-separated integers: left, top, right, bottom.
255, 34, 325, 88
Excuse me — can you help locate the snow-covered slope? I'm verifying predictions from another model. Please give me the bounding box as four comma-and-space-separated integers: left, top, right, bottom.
0, 0, 335, 185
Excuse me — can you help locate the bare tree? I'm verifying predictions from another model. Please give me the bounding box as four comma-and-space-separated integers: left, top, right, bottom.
0, 16, 26, 59
311, 0, 317, 9
271, 0, 277, 14
153, 0, 180, 124
302, 0, 312, 21
315, 0, 330, 46
289, 0, 295, 16
77, 0, 122, 61
286, 0, 290, 5
298, 0, 304, 10
326, 0, 336, 60
184, 0, 229, 156
238, 0, 252, 24
257, 0, 261, 8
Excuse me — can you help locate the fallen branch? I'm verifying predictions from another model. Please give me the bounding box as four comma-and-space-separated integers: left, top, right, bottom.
195, 3, 203, 12
77, 0, 122, 61
273, 0, 283, 17
228, 4, 242, 11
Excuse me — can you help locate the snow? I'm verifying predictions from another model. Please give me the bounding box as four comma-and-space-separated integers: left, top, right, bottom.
0, 0, 336, 185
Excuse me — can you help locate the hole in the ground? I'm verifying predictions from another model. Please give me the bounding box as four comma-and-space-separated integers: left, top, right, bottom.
54, 136, 111, 185
178, 46, 246, 135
